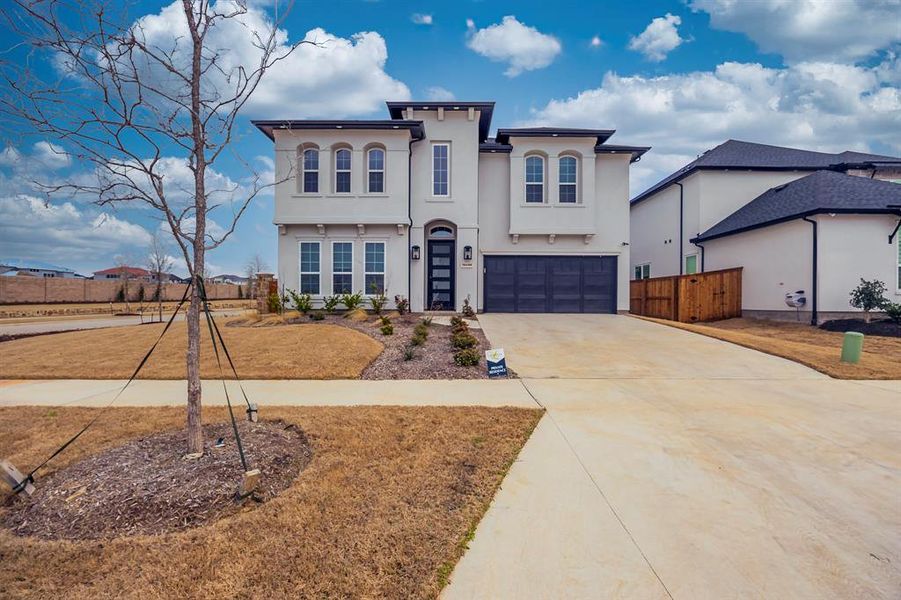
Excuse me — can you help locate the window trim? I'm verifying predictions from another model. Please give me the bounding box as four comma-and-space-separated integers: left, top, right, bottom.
334, 147, 352, 194
524, 154, 546, 204
366, 147, 386, 194
299, 145, 319, 194
331, 240, 354, 296
299, 241, 321, 296
558, 154, 578, 204
364, 241, 386, 296
634, 263, 651, 280
431, 142, 450, 197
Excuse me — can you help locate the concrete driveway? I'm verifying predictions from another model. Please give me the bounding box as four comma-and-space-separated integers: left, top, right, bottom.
444, 314, 901, 599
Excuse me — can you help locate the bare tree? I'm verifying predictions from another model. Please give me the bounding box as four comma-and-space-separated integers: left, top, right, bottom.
147, 231, 174, 322
2, 0, 308, 454
244, 253, 268, 299
113, 253, 136, 312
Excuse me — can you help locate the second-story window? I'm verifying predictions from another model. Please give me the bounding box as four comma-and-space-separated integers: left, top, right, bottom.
302, 148, 319, 193
368, 148, 385, 193
432, 143, 449, 196
335, 148, 351, 193
559, 155, 577, 203
525, 155, 545, 203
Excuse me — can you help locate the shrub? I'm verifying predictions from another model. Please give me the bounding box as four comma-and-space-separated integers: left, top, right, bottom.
885, 302, 901, 324
411, 331, 427, 347
450, 315, 465, 328
309, 311, 325, 321
420, 316, 433, 327
267, 292, 283, 313
380, 323, 394, 335
137, 285, 146, 302
414, 322, 429, 337
323, 294, 341, 314
369, 290, 388, 315
380, 315, 392, 326
115, 286, 125, 302
394, 295, 409, 315
451, 332, 478, 349
849, 278, 889, 323
341, 291, 364, 311
461, 296, 475, 318
237, 284, 243, 299
453, 348, 480, 367
403, 346, 416, 361
287, 289, 313, 314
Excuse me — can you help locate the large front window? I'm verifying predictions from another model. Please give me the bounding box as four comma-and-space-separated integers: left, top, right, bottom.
525, 155, 544, 203
332, 242, 353, 294
432, 143, 449, 196
365, 242, 385, 294
559, 155, 577, 203
335, 148, 351, 193
302, 148, 319, 193
367, 148, 385, 193
299, 242, 320, 294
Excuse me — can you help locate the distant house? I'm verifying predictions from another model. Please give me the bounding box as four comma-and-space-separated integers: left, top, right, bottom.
210, 274, 248, 285
630, 140, 901, 322
0, 258, 80, 278
92, 266, 152, 281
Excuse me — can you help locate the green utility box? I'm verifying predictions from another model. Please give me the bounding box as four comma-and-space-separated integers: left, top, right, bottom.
840, 331, 865, 364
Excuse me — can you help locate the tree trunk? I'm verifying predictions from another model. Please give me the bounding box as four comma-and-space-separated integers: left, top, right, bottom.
185, 284, 203, 454
864, 310, 871, 324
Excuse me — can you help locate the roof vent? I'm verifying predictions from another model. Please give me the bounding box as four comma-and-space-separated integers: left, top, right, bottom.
773, 183, 788, 192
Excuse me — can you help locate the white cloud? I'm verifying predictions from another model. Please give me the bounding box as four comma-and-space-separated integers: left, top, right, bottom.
628, 13, 685, 62
425, 86, 455, 101
0, 195, 152, 267
128, 0, 410, 118
691, 0, 901, 63
466, 16, 562, 77
590, 36, 603, 48
525, 58, 901, 194
32, 141, 70, 170
465, 18, 475, 29
411, 13, 432, 25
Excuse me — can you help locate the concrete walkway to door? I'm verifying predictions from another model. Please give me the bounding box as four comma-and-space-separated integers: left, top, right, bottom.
443, 314, 901, 599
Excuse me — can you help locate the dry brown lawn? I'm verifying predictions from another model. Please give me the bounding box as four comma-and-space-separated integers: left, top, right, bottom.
0, 300, 254, 320
0, 405, 542, 599
0, 320, 383, 379
637, 316, 901, 379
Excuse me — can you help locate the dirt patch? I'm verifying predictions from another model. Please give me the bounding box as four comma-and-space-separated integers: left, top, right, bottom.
0, 405, 542, 599
2, 420, 312, 540
819, 318, 901, 338
637, 316, 901, 379
0, 320, 382, 379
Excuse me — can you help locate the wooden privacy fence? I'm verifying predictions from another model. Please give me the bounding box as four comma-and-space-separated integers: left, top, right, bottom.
630, 267, 742, 323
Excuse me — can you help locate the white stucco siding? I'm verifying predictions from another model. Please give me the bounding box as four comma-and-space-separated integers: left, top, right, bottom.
277, 224, 409, 307
271, 129, 411, 225
696, 170, 813, 233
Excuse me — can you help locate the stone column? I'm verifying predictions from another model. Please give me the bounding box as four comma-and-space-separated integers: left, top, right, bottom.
256, 273, 274, 313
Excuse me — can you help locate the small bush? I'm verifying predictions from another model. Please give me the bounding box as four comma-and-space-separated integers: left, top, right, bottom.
420, 316, 433, 327
267, 292, 282, 313
369, 291, 388, 315
414, 322, 429, 337
453, 348, 480, 367
461, 296, 475, 318
886, 302, 901, 324
402, 346, 416, 361
411, 331, 427, 347
380, 323, 394, 336
115, 286, 126, 302
451, 332, 478, 349
341, 291, 364, 311
380, 315, 392, 326
287, 289, 313, 314
394, 295, 409, 315
323, 295, 341, 314
450, 315, 465, 328
137, 285, 146, 302
849, 278, 888, 323
237, 285, 243, 299
309, 311, 325, 321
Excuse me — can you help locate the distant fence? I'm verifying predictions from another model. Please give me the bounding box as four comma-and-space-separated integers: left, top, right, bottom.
630, 267, 742, 323
0, 275, 241, 304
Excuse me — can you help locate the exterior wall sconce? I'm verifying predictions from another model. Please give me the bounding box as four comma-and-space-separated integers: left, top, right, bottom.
411, 245, 421, 260
463, 246, 473, 261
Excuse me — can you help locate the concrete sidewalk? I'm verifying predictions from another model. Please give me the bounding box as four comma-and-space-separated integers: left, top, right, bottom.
0, 378, 536, 408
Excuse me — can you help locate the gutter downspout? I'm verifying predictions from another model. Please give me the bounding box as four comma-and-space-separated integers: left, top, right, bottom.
802, 216, 818, 326
675, 182, 684, 275
406, 135, 425, 306
692, 239, 705, 272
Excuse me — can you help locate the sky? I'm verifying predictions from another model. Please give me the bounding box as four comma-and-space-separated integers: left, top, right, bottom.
1, 0, 899, 277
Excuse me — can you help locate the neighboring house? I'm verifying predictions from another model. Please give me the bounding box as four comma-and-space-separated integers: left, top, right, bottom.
92, 266, 152, 281
254, 101, 648, 313
0, 258, 80, 278
210, 274, 248, 285
630, 140, 901, 321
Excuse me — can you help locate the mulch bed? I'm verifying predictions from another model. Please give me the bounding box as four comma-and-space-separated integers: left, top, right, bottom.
2, 420, 312, 540
819, 318, 901, 338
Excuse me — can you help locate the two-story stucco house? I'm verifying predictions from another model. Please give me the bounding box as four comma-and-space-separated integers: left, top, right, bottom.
629, 140, 901, 322
254, 102, 648, 314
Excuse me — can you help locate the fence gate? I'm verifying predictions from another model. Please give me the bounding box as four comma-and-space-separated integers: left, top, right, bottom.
630, 267, 742, 323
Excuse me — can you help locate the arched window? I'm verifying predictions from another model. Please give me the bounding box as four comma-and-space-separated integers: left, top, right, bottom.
367, 147, 385, 193
335, 148, 352, 193
559, 155, 578, 203
525, 155, 545, 203
429, 225, 454, 239
301, 147, 319, 193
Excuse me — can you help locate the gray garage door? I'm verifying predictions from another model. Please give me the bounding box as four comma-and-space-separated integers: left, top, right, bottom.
483, 255, 617, 313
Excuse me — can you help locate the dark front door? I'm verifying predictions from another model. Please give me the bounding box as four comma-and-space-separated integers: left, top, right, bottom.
427, 240, 455, 310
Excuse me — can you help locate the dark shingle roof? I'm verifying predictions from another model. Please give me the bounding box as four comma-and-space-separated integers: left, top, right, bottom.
252, 120, 425, 141
693, 171, 901, 242
632, 140, 901, 205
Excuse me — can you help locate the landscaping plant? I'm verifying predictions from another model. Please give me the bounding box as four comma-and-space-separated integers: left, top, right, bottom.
309, 311, 325, 321
323, 294, 341, 314
451, 331, 478, 349
453, 348, 480, 366
394, 295, 409, 315
370, 290, 388, 315
421, 316, 433, 327
849, 279, 889, 323
462, 296, 475, 318
886, 303, 901, 324
403, 346, 416, 361
341, 291, 365, 311
287, 290, 313, 314
267, 292, 283, 314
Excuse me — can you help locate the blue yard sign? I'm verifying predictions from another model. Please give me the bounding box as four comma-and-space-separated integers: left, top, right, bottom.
485, 348, 508, 378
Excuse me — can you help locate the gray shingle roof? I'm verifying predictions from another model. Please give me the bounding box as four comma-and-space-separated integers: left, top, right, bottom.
693, 171, 901, 242
632, 139, 901, 205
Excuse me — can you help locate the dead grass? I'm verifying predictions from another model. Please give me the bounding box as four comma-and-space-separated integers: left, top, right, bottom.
637, 316, 901, 379
0, 405, 542, 599
0, 300, 255, 320
0, 320, 382, 379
